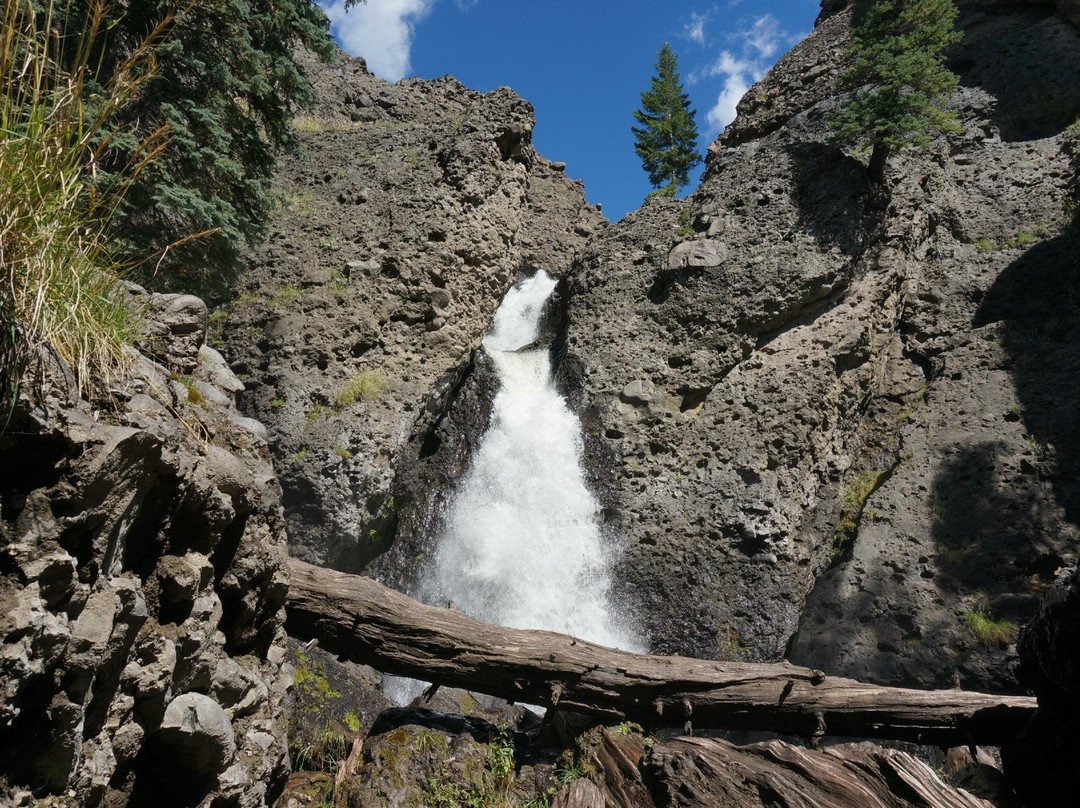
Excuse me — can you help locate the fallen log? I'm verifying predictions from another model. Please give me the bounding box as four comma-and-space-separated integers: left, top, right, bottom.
285, 559, 1036, 746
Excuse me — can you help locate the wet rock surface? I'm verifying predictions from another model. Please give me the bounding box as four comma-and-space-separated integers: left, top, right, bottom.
0, 291, 291, 807
220, 47, 603, 575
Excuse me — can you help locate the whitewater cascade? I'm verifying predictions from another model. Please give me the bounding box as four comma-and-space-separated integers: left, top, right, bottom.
419, 270, 640, 650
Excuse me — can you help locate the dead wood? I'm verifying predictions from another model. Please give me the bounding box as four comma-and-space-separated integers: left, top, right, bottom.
285, 558, 1036, 746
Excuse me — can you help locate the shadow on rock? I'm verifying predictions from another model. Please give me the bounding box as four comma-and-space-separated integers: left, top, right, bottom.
785, 140, 872, 254
952, 4, 1080, 143
975, 234, 1080, 526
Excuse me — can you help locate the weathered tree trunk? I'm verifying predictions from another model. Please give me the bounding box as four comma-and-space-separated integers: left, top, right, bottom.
643, 736, 994, 808
285, 559, 1035, 746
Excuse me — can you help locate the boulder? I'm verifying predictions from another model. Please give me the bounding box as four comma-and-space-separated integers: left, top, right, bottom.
158, 693, 237, 776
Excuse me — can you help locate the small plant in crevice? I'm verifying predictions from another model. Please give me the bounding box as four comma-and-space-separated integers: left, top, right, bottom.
271, 284, 302, 308
335, 369, 388, 408
289, 720, 350, 773
305, 403, 333, 423
170, 373, 206, 408
423, 727, 518, 808
830, 469, 887, 562
963, 609, 1017, 649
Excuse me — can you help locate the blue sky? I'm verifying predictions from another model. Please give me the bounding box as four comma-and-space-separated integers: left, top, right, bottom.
319, 1, 821, 221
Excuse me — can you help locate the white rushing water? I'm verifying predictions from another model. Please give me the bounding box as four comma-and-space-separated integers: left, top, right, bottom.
418, 271, 641, 650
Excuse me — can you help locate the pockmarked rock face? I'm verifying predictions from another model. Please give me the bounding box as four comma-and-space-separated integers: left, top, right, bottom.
560, 0, 1080, 694
221, 47, 604, 575
0, 290, 291, 808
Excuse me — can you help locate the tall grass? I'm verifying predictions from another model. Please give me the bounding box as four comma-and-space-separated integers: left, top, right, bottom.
0, 0, 170, 424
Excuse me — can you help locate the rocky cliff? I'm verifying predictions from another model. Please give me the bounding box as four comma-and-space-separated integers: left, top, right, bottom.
5, 0, 1080, 805
219, 48, 603, 576
0, 292, 291, 807
561, 0, 1080, 697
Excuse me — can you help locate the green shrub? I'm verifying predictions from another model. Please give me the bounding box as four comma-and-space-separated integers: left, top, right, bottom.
335, 370, 388, 408
45, 1, 344, 300
1, 0, 170, 424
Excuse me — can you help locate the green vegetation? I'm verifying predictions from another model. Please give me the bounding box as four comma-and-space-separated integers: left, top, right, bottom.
290, 449, 308, 464
963, 610, 1018, 649
290, 721, 350, 773
424, 728, 518, 808
335, 369, 388, 408
333, 446, 353, 461
830, 0, 962, 180
271, 284, 303, 307
306, 403, 333, 423
171, 373, 206, 408
40, 1, 358, 299
293, 647, 342, 703
0, 0, 170, 422
343, 710, 361, 733
830, 469, 887, 561
975, 229, 1047, 252
287, 190, 318, 219
632, 43, 701, 197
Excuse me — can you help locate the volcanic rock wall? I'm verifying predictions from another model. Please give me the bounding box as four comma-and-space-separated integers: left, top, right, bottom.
0, 292, 291, 807
220, 48, 603, 576
561, 0, 1080, 694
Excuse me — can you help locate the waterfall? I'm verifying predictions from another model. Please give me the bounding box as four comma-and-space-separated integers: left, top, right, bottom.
422, 270, 640, 649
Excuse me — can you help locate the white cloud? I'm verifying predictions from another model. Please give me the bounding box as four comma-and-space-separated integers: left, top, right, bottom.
320, 0, 436, 81
682, 12, 709, 46
700, 14, 801, 134
704, 51, 758, 132
706, 74, 750, 132
745, 14, 782, 58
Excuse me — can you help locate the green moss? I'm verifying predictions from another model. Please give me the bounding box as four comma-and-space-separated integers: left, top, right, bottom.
306, 403, 332, 423
230, 293, 260, 309
333, 446, 353, 461
830, 469, 887, 562
293, 648, 342, 703
288, 190, 317, 218
170, 373, 205, 408
343, 710, 361, 733
942, 546, 966, 567
290, 449, 308, 464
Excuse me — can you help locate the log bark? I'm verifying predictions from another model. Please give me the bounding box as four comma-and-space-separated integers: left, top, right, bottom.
285, 559, 1036, 746
643, 736, 994, 808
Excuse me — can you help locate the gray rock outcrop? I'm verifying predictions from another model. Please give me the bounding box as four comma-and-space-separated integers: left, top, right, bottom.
0, 290, 291, 807
559, 0, 1080, 696
220, 48, 604, 575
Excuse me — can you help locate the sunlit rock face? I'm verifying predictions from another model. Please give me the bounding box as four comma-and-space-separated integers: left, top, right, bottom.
560, 0, 1080, 695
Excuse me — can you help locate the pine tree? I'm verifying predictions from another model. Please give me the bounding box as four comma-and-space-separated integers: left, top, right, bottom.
830, 0, 962, 181
51, 1, 352, 299
632, 43, 701, 197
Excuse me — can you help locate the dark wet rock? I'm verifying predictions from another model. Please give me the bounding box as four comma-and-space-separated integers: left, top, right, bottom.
338, 706, 550, 808
1002, 565, 1080, 805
